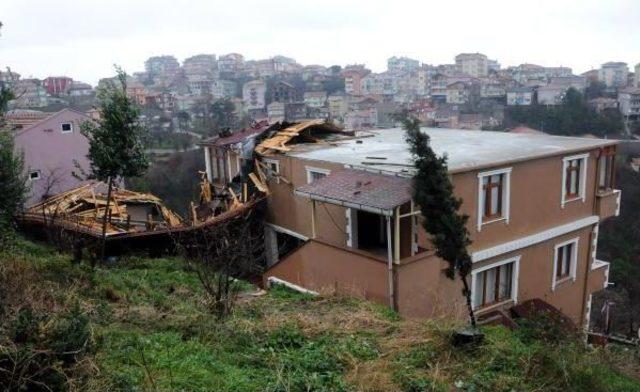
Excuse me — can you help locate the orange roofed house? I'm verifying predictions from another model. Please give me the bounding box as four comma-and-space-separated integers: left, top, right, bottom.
202, 122, 620, 328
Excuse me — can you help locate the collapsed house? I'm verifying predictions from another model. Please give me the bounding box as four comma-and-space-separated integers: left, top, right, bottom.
202, 119, 621, 328
17, 182, 185, 253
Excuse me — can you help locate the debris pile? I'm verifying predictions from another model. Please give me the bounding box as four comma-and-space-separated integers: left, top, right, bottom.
20, 182, 184, 238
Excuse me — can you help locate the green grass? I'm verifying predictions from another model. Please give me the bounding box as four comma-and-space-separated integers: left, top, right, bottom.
2, 237, 640, 391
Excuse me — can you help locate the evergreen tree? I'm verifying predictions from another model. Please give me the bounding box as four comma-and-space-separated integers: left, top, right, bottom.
80, 67, 149, 262
400, 113, 477, 328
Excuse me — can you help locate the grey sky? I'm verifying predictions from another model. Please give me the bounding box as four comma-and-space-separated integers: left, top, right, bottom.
1, 0, 639, 85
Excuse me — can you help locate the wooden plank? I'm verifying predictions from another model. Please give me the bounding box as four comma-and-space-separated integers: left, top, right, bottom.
249, 173, 268, 193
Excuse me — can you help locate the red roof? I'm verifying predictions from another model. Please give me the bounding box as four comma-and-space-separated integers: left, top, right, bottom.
204, 120, 271, 147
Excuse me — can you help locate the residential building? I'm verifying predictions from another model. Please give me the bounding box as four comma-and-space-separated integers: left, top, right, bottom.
234, 125, 620, 326
4, 109, 48, 129
434, 106, 459, 128
328, 93, 349, 121
42, 76, 73, 96
344, 108, 377, 130
304, 91, 327, 108
537, 85, 568, 105
267, 101, 285, 123
507, 64, 572, 85
618, 87, 640, 118
387, 56, 420, 74
11, 79, 49, 108
218, 53, 245, 74
342, 65, 371, 95
457, 113, 483, 129
506, 87, 534, 106
445, 81, 469, 104
599, 62, 629, 88
144, 55, 180, 79
488, 59, 501, 72
269, 81, 301, 104
588, 98, 618, 114
126, 80, 147, 106
635, 63, 640, 88
242, 80, 267, 110
455, 53, 489, 78
67, 82, 93, 97
211, 80, 237, 99
13, 109, 92, 206
480, 79, 507, 99
549, 76, 587, 91
183, 54, 217, 78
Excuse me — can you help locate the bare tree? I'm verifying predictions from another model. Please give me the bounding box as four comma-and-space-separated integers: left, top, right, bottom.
177, 206, 264, 319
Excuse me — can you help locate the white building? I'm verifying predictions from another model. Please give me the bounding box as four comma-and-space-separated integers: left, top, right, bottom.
455, 53, 489, 78
635, 63, 640, 88
618, 87, 640, 118
242, 80, 267, 110
537, 85, 568, 105
303, 91, 327, 108
506, 87, 534, 106
599, 62, 629, 88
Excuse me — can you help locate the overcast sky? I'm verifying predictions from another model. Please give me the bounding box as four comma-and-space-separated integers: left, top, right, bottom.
1, 0, 639, 85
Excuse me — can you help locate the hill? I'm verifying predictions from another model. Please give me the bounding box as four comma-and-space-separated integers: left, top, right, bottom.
1, 238, 639, 391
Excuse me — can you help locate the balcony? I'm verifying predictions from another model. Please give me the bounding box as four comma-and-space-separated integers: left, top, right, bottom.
595, 189, 621, 220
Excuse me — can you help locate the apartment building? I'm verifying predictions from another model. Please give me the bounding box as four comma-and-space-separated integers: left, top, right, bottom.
635, 63, 640, 88
506, 87, 534, 106
599, 62, 629, 89
202, 123, 619, 326
455, 53, 489, 78
42, 76, 73, 96
537, 85, 568, 106
242, 79, 267, 110
618, 88, 640, 119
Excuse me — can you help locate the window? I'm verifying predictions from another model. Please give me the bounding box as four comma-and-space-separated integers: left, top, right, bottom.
306, 166, 330, 184
61, 122, 73, 133
477, 167, 511, 231
29, 170, 41, 181
598, 147, 615, 191
552, 238, 579, 290
561, 154, 588, 207
263, 158, 280, 183
472, 257, 519, 310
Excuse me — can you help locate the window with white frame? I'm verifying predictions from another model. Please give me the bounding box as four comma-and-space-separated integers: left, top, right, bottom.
263, 158, 280, 183
61, 122, 73, 133
472, 256, 520, 310
477, 167, 511, 231
552, 237, 579, 290
28, 170, 41, 181
561, 154, 588, 207
598, 147, 615, 191
306, 166, 330, 184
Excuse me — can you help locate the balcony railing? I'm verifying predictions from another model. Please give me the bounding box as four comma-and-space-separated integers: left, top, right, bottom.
595, 189, 621, 220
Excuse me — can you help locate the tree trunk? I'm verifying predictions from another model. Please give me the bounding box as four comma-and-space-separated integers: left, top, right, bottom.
461, 273, 477, 329
99, 176, 113, 266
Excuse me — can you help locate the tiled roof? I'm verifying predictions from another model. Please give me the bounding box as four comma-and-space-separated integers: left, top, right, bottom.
295, 169, 412, 214
202, 120, 270, 147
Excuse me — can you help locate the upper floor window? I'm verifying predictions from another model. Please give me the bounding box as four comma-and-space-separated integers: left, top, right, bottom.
561, 154, 588, 207
263, 158, 280, 184
472, 256, 519, 310
477, 167, 511, 231
552, 237, 579, 290
306, 166, 330, 184
598, 147, 615, 191
28, 170, 41, 181
61, 122, 73, 133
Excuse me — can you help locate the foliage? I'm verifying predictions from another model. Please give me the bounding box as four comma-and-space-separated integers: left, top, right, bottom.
210, 98, 238, 135
80, 67, 149, 182
399, 112, 476, 327
0, 119, 28, 248
2, 238, 640, 391
504, 88, 623, 137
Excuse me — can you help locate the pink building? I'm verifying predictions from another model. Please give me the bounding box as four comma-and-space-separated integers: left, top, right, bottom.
42, 76, 73, 96
13, 108, 92, 206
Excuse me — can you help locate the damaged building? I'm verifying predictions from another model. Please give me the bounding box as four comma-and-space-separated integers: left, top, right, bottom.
203, 120, 620, 328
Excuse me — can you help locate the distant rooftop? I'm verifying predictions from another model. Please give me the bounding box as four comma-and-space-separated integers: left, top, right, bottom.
286, 127, 617, 175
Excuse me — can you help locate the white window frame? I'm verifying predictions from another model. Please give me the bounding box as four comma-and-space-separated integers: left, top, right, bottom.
471, 255, 520, 310
561, 153, 588, 208
263, 158, 280, 184
476, 167, 512, 232
552, 237, 579, 291
305, 166, 331, 184
60, 122, 73, 133
28, 170, 41, 181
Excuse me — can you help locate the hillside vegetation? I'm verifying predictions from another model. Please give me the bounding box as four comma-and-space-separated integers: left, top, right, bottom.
1, 238, 639, 391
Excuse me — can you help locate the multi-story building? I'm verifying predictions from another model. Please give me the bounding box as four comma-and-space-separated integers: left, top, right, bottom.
67, 82, 93, 97
182, 54, 217, 78
13, 108, 93, 206
144, 55, 180, 79
327, 93, 349, 122
618, 87, 640, 119
599, 62, 629, 89
480, 79, 507, 99
218, 53, 245, 75
126, 79, 147, 106
42, 76, 73, 96
342, 65, 371, 96
211, 80, 238, 99
269, 81, 301, 104
445, 81, 469, 104
267, 101, 285, 123
537, 85, 568, 105
455, 53, 489, 78
203, 124, 620, 326
387, 56, 420, 74
507, 64, 573, 85
506, 87, 534, 106
242, 79, 267, 110
549, 76, 587, 91
303, 91, 327, 108
635, 63, 640, 88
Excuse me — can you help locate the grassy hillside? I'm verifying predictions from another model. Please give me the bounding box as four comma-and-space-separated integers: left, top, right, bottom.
1, 238, 639, 391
